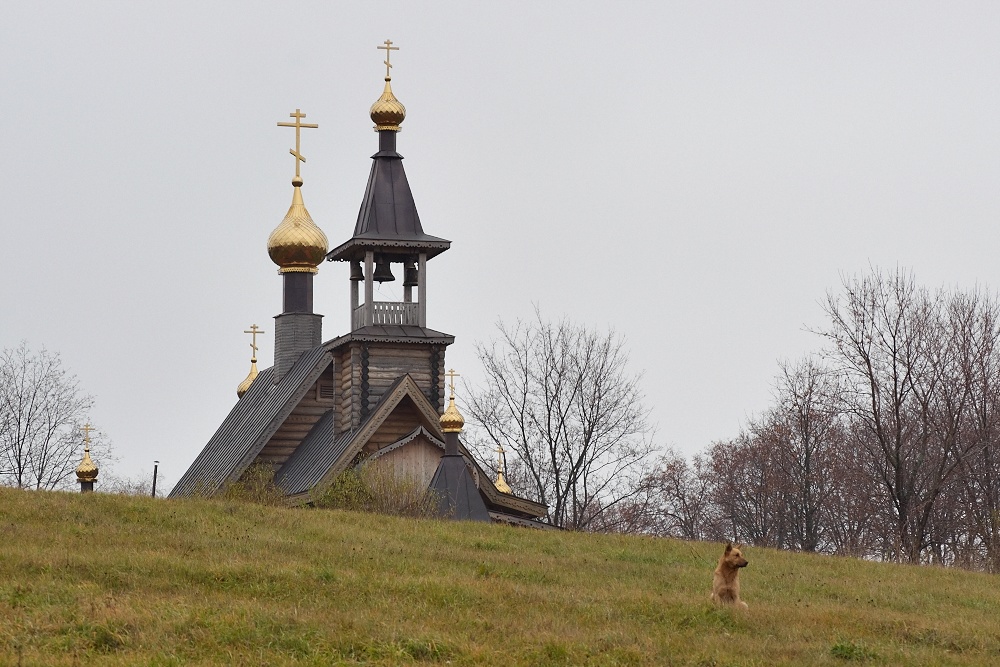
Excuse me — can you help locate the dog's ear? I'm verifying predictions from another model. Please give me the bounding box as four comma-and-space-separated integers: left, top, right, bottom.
724, 543, 732, 554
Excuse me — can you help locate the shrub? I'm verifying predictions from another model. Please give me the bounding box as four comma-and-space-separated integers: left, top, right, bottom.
315, 464, 439, 518
221, 463, 284, 506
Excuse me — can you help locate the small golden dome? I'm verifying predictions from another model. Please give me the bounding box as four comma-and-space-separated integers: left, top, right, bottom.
237, 360, 258, 398
495, 470, 512, 494
76, 447, 98, 483
370, 78, 406, 131
439, 395, 465, 433
267, 183, 329, 274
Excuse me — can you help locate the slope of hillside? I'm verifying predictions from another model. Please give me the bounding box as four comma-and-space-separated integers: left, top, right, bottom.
1, 487, 998, 666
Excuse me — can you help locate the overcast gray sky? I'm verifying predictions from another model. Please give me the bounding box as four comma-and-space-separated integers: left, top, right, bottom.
2, 2, 999, 491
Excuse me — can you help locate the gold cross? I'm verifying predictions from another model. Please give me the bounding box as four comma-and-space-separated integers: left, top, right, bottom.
244, 324, 265, 362
81, 423, 96, 447
378, 39, 399, 79
445, 368, 460, 399
277, 109, 318, 179
496, 444, 506, 471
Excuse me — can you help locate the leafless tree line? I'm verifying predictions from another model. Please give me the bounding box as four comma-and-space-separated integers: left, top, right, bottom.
614, 270, 1000, 571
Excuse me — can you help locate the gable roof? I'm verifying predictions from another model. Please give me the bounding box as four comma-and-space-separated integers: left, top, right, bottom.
280, 374, 443, 500
169, 345, 332, 497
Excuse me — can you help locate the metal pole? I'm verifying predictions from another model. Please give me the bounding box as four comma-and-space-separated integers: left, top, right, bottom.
151, 461, 159, 498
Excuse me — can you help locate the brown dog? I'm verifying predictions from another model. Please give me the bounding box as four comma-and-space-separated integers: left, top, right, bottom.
711, 543, 749, 609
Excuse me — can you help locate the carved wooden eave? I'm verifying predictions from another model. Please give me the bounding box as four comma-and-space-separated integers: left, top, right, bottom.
365, 425, 445, 460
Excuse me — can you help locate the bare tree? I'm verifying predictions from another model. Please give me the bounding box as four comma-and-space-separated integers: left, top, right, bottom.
769, 357, 844, 552
0, 342, 108, 490
626, 448, 716, 539
465, 311, 655, 530
705, 431, 790, 548
821, 425, 887, 559
947, 290, 1000, 571
819, 271, 989, 563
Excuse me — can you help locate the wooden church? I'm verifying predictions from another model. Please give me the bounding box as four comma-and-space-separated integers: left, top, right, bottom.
170, 44, 547, 528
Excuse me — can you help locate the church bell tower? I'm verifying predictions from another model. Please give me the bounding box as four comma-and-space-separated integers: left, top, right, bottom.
325, 40, 453, 431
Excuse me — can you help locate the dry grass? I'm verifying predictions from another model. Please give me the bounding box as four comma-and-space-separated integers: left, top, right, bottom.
1, 486, 999, 665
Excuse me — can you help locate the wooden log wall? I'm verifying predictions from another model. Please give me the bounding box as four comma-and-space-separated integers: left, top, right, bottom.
333, 341, 452, 435
334, 344, 360, 437
257, 362, 336, 468
365, 346, 431, 405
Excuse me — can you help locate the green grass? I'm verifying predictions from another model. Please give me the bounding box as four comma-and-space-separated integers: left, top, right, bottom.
1, 487, 999, 665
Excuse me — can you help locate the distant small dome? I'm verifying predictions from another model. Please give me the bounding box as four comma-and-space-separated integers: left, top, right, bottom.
495, 470, 512, 494
76, 448, 98, 483
237, 360, 258, 399
370, 78, 406, 131
267, 182, 329, 274
439, 396, 465, 433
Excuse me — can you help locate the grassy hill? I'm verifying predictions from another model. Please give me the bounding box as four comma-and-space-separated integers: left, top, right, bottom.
1, 488, 998, 666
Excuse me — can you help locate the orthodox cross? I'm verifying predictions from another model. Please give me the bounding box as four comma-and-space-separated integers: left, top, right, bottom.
445, 368, 460, 399
244, 324, 265, 362
496, 444, 507, 473
378, 39, 399, 79
276, 109, 318, 179
81, 423, 95, 447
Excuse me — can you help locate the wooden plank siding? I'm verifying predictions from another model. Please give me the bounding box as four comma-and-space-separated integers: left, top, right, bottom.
371, 436, 443, 489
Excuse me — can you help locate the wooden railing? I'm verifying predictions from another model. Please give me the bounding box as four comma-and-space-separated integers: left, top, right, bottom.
353, 301, 420, 329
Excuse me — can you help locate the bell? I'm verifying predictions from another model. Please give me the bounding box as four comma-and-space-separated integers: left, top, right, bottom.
349, 261, 364, 282
403, 261, 418, 287
373, 257, 395, 283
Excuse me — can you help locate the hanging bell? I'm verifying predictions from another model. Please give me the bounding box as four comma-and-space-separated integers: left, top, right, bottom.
349, 261, 364, 282
373, 257, 395, 283
403, 261, 418, 287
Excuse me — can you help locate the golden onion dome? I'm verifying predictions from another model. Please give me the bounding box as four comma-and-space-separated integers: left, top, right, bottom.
267, 181, 329, 274
370, 77, 406, 131
76, 447, 98, 483
495, 469, 512, 494
237, 359, 258, 399
439, 395, 465, 433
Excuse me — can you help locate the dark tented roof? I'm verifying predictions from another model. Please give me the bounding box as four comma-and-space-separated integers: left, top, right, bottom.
326, 150, 449, 262
429, 455, 491, 522
169, 345, 332, 497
